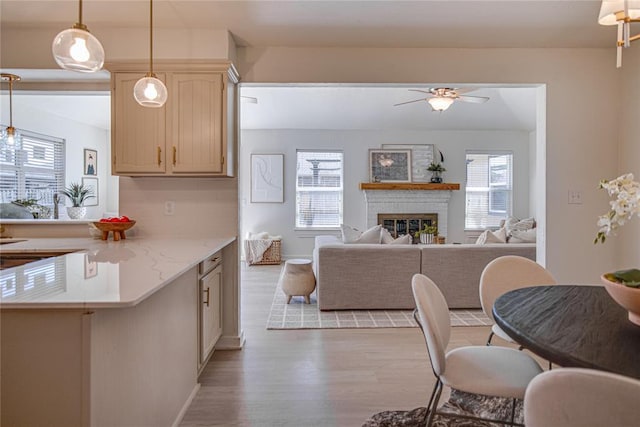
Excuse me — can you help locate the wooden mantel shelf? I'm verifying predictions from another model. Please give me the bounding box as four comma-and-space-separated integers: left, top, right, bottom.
359, 182, 460, 191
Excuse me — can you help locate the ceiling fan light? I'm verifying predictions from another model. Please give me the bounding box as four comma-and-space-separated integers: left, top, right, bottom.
599, 0, 640, 25
428, 97, 454, 112
134, 75, 168, 108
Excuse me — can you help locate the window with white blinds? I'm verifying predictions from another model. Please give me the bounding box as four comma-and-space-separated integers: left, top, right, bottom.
295, 150, 343, 229
0, 129, 65, 206
465, 151, 513, 230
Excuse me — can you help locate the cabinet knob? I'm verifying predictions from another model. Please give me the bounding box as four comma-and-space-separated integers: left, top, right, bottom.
157, 146, 162, 166
203, 287, 210, 307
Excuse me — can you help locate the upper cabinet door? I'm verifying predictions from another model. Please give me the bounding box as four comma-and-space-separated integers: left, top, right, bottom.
170, 73, 224, 174
112, 73, 167, 174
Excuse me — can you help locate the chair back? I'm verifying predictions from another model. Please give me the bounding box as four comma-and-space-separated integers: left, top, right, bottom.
411, 273, 450, 377
525, 368, 640, 427
479, 255, 556, 322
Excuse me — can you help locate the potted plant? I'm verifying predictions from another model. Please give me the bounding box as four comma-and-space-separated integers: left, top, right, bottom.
427, 162, 446, 183
415, 222, 438, 244
60, 182, 95, 219
595, 173, 640, 325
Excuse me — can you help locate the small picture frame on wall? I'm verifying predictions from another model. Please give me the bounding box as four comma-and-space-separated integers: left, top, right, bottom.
369, 149, 412, 183
251, 153, 284, 203
82, 177, 98, 206
84, 149, 97, 176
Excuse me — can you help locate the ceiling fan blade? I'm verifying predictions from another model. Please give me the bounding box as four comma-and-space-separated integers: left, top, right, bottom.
458, 95, 490, 104
394, 98, 427, 106
408, 89, 433, 95
452, 87, 479, 95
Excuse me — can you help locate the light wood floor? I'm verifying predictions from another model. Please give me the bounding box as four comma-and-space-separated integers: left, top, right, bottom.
180, 263, 493, 427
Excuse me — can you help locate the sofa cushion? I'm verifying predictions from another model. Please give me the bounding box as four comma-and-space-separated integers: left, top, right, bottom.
504, 217, 535, 238
510, 228, 537, 243
341, 224, 382, 244
475, 227, 507, 244
381, 228, 412, 244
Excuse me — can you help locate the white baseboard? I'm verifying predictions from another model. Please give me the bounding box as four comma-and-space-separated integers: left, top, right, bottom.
216, 330, 246, 350
172, 383, 200, 427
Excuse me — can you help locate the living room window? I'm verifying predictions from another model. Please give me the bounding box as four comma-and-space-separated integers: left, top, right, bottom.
465, 151, 513, 229
295, 150, 343, 229
0, 129, 65, 207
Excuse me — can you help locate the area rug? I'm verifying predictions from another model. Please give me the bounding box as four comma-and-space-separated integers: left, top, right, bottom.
362, 389, 523, 427
266, 286, 491, 330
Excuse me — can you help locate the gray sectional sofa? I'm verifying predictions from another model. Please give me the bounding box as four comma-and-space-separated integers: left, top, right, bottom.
313, 236, 536, 310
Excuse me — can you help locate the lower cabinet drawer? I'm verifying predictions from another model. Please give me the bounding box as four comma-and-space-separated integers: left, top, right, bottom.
199, 251, 222, 276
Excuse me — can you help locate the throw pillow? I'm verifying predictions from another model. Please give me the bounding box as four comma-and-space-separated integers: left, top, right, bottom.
504, 216, 535, 237
340, 224, 382, 244
509, 228, 537, 243
475, 227, 507, 244
388, 234, 412, 245
380, 227, 395, 244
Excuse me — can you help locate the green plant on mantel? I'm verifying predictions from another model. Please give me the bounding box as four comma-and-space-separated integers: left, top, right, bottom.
427, 162, 446, 173
60, 182, 94, 207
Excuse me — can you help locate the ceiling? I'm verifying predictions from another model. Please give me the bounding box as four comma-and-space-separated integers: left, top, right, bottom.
1, 1, 611, 49
2, 1, 608, 132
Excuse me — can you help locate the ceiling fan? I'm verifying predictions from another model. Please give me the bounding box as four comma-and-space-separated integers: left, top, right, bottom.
394, 88, 489, 112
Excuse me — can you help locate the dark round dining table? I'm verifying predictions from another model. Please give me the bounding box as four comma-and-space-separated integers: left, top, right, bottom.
493, 285, 640, 380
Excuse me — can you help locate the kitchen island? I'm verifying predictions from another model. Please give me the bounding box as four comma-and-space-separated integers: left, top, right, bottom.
0, 236, 241, 427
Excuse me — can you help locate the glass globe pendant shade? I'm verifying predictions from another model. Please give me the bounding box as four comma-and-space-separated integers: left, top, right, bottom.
133, 74, 168, 108
0, 126, 22, 148
428, 97, 455, 112
52, 26, 105, 73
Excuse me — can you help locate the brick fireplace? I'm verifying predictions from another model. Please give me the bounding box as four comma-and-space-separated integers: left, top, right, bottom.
360, 183, 459, 239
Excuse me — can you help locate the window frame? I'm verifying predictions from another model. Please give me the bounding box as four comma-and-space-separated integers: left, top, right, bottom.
294, 149, 344, 230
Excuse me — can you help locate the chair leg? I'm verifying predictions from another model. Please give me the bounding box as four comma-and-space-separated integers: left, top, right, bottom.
426, 379, 443, 427
548, 360, 552, 370
486, 331, 495, 346
510, 398, 517, 425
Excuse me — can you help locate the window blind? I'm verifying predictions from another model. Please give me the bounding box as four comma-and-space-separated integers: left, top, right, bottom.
465, 151, 513, 230
295, 150, 343, 228
0, 128, 65, 206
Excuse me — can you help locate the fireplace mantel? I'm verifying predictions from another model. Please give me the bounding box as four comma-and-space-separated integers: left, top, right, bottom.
359, 182, 460, 191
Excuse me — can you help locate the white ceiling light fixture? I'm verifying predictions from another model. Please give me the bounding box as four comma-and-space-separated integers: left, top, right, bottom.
599, 0, 640, 67
0, 73, 22, 148
428, 97, 455, 112
52, 0, 104, 73
134, 0, 168, 108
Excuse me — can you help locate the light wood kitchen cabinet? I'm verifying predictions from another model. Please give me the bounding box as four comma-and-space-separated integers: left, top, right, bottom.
108, 61, 239, 177
198, 253, 223, 372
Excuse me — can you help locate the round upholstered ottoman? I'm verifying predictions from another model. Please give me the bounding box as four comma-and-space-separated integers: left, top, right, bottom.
279, 258, 316, 304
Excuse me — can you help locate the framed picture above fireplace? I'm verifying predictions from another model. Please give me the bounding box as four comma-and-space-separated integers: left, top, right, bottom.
369, 149, 412, 183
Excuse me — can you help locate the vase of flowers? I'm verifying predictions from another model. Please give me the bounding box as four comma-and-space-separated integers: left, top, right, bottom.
427, 162, 446, 183
595, 173, 640, 325
61, 182, 94, 220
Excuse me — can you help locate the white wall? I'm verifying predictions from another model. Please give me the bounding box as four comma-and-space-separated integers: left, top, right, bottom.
618, 47, 640, 268
240, 129, 531, 257
236, 47, 620, 283
0, 98, 112, 219
528, 131, 537, 218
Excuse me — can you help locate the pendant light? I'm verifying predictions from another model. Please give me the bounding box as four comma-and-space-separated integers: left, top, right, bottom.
134, 0, 168, 108
52, 0, 104, 73
0, 73, 22, 148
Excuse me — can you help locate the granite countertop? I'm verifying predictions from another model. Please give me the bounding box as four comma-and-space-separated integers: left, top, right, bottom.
0, 236, 235, 309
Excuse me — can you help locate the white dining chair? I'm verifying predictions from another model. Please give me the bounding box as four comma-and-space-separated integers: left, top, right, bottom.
411, 273, 543, 427
524, 368, 640, 427
479, 255, 556, 346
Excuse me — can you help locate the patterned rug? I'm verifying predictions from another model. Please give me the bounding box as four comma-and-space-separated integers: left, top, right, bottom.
362, 389, 523, 427
267, 286, 491, 330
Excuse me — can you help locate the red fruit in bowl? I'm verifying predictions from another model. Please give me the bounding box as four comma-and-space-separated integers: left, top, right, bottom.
99, 218, 109, 223
119, 215, 130, 222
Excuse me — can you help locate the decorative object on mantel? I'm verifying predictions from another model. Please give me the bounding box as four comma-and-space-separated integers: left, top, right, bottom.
382, 144, 434, 182
595, 173, 640, 325
427, 161, 446, 183
134, 0, 168, 107
369, 149, 412, 183
598, 0, 640, 68
60, 181, 95, 219
51, 0, 104, 73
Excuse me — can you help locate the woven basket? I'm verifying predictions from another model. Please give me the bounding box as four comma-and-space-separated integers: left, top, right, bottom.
249, 239, 282, 265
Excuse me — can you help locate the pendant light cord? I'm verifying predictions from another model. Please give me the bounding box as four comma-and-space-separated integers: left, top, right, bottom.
8, 78, 13, 128
78, 0, 83, 25
149, 0, 154, 75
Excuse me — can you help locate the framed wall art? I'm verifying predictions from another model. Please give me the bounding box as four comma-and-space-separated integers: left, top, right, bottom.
82, 177, 99, 206
369, 149, 412, 183
382, 144, 434, 182
251, 154, 284, 203
84, 148, 97, 176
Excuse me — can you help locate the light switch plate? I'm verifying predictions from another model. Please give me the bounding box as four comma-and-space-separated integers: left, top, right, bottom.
568, 190, 582, 205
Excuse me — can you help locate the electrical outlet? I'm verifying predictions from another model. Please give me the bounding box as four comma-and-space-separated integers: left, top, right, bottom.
568, 190, 582, 205
164, 201, 175, 215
